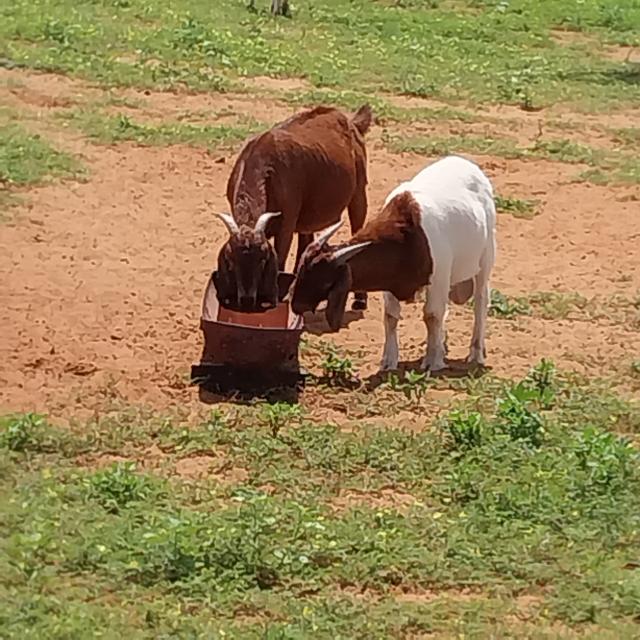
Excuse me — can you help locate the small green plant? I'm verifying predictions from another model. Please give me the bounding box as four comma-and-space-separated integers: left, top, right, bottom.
260, 402, 303, 437
0, 413, 48, 452
489, 289, 532, 318
630, 360, 640, 377
494, 195, 538, 220
496, 383, 545, 447
444, 410, 486, 451
160, 410, 227, 455
573, 427, 635, 495
321, 345, 357, 386
525, 358, 557, 408
86, 462, 158, 513
387, 370, 431, 402
528, 291, 588, 320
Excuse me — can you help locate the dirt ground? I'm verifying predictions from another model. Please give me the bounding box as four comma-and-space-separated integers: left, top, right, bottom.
1, 70, 639, 420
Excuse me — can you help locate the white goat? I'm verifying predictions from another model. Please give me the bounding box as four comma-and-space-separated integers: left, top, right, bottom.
291, 154, 497, 372
381, 155, 497, 371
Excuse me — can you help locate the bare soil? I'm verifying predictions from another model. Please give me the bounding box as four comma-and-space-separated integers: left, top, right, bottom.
1, 70, 639, 420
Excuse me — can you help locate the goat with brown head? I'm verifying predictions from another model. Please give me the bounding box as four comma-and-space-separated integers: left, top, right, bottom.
214, 104, 374, 314
291, 220, 370, 331
295, 155, 497, 374
213, 211, 281, 312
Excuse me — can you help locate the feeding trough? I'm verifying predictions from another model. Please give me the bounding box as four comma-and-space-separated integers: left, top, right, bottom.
191, 271, 306, 394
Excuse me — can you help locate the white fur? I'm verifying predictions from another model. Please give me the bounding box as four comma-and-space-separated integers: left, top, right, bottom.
380, 155, 497, 372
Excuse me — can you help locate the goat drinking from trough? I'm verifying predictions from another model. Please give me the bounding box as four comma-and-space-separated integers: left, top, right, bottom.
291, 155, 497, 371
214, 104, 373, 313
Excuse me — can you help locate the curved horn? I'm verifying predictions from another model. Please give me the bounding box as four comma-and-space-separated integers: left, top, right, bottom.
216, 212, 239, 235
333, 241, 372, 266
255, 211, 281, 234
315, 219, 344, 248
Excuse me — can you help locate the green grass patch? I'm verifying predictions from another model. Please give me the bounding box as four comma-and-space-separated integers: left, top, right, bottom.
0, 122, 80, 194
494, 194, 538, 219
611, 126, 640, 149
2, 364, 640, 635
64, 110, 261, 148
488, 289, 640, 325
283, 87, 474, 124
528, 291, 591, 320
489, 289, 532, 319
1, 0, 640, 109
384, 132, 523, 159
387, 132, 640, 184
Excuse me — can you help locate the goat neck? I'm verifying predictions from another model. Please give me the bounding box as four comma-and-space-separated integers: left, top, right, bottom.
341, 192, 433, 301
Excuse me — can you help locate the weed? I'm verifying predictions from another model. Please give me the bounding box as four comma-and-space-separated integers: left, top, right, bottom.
0, 413, 48, 452
611, 126, 640, 149
528, 291, 589, 319
320, 344, 358, 387
489, 289, 532, 319
524, 358, 558, 409
386, 370, 431, 403
572, 426, 635, 496
444, 410, 486, 451
496, 382, 546, 447
260, 402, 303, 437
159, 410, 228, 456
0, 122, 81, 189
85, 461, 161, 513
530, 138, 603, 165
494, 194, 538, 219
284, 88, 472, 124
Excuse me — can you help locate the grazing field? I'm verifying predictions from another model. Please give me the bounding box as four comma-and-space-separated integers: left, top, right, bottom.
1, 0, 640, 637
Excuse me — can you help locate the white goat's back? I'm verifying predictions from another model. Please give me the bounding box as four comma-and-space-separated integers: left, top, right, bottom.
385, 155, 496, 286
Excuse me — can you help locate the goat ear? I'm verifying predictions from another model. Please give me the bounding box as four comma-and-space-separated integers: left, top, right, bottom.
333, 241, 371, 266
216, 212, 239, 235
255, 211, 281, 234
315, 219, 344, 248
325, 267, 351, 332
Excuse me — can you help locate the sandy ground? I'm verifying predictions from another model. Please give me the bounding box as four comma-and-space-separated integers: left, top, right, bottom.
1, 70, 639, 420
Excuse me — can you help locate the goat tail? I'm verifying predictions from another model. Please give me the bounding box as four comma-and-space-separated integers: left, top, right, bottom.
352, 104, 373, 135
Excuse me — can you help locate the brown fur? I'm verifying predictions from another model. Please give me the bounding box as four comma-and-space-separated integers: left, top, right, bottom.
291, 192, 433, 330
348, 192, 433, 301
217, 104, 372, 311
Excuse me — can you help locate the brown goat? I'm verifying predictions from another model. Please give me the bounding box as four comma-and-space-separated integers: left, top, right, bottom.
214, 104, 372, 312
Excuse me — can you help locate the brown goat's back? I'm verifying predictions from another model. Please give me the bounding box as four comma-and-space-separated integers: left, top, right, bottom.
226, 105, 370, 238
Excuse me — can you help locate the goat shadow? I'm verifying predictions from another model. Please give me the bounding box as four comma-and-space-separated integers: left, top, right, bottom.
197, 383, 302, 405
364, 357, 491, 391
300, 308, 364, 336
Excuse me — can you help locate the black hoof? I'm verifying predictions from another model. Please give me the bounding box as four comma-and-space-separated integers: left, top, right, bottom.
351, 299, 367, 311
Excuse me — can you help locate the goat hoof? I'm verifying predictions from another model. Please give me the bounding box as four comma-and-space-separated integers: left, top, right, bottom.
421, 358, 446, 373
351, 297, 367, 311
466, 346, 486, 366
